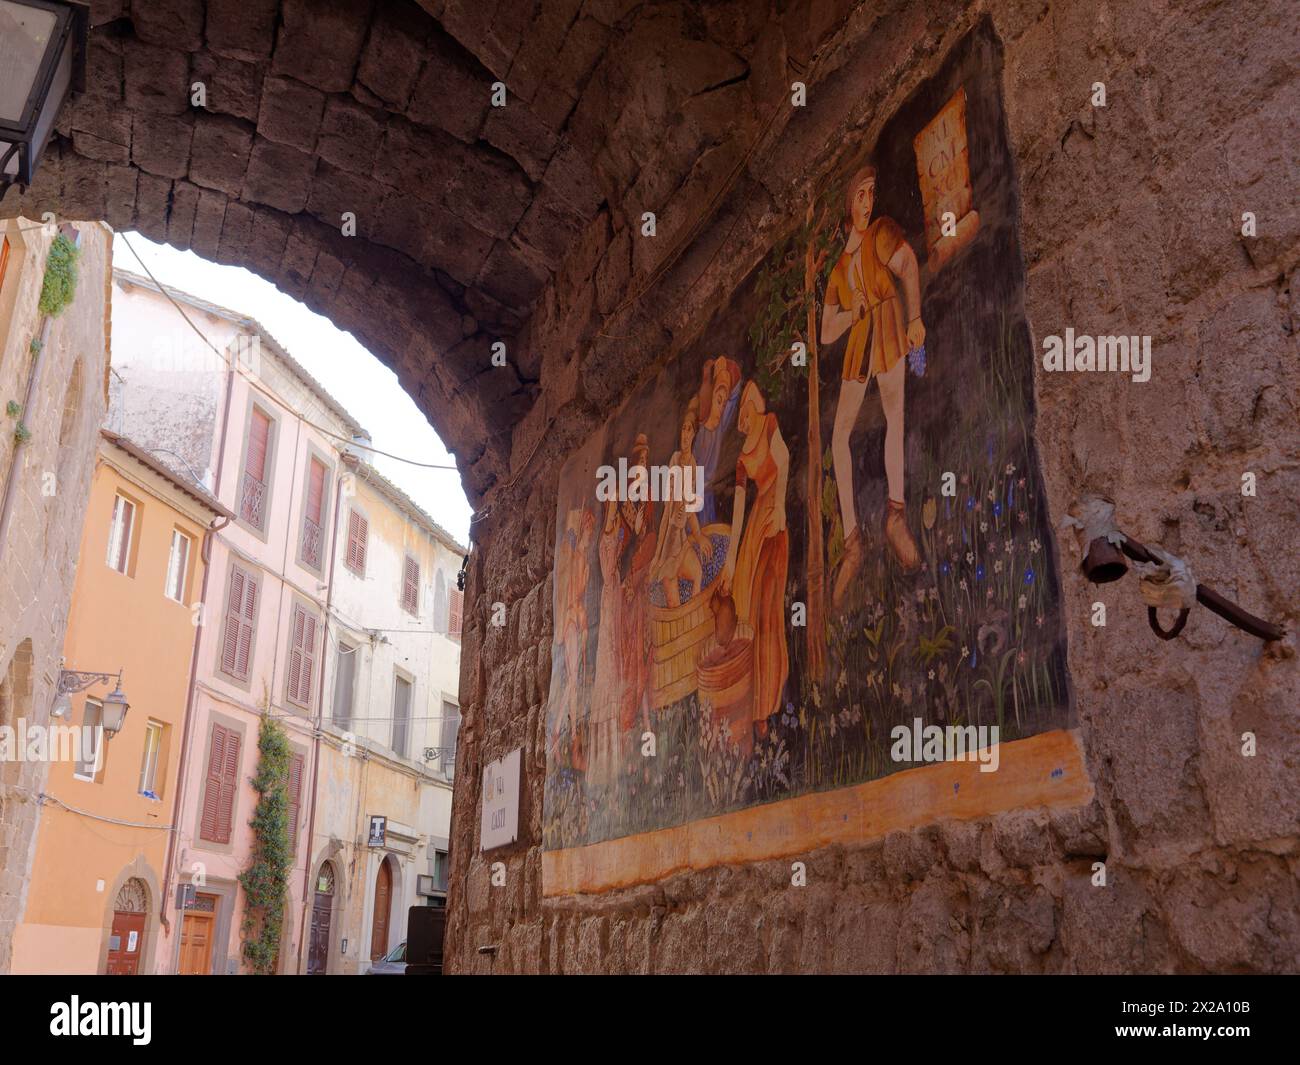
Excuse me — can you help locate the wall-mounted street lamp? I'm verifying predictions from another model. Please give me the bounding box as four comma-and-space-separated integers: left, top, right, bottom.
0, 0, 88, 198
52, 667, 131, 738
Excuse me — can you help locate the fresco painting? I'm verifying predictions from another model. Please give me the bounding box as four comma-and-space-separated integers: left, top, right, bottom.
542, 25, 1078, 879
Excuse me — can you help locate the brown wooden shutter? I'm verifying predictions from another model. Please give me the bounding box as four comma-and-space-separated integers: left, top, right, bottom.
217, 730, 241, 844
221, 569, 244, 675
449, 588, 463, 638
402, 556, 419, 614
286, 607, 317, 707
235, 570, 257, 680
199, 725, 227, 842
306, 460, 325, 524
347, 510, 368, 573
287, 753, 304, 854
301, 613, 317, 705
287, 605, 305, 704
246, 408, 271, 480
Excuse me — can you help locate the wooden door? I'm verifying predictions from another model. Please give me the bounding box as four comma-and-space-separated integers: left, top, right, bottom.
106, 910, 146, 975
369, 861, 392, 960
178, 896, 217, 975
307, 892, 333, 974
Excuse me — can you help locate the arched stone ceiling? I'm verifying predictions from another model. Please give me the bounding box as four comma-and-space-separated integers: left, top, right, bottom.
3, 0, 837, 502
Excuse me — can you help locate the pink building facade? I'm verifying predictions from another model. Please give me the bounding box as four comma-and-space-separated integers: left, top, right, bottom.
110, 271, 363, 973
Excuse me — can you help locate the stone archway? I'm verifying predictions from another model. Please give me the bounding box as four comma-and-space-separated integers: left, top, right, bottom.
2, 0, 778, 502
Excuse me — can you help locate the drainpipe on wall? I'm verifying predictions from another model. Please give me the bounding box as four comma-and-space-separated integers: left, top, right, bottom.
0, 315, 53, 564
158, 515, 230, 940
295, 461, 346, 972
159, 358, 236, 964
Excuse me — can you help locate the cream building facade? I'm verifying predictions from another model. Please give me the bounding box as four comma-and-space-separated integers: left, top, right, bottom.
304, 458, 463, 974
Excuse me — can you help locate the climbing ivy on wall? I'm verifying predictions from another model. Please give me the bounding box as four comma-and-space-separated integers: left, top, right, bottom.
239, 714, 293, 975
37, 234, 80, 318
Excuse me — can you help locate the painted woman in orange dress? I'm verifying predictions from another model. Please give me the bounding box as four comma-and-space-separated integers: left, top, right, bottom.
586, 499, 624, 790
720, 382, 790, 738
554, 508, 595, 769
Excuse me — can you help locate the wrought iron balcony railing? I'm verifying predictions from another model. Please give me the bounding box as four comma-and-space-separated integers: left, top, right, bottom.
240, 472, 266, 528
301, 517, 322, 569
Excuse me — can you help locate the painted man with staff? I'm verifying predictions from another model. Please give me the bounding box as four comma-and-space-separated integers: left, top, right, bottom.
820, 163, 927, 607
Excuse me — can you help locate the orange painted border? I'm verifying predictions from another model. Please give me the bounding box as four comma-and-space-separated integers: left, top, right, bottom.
542, 728, 1091, 896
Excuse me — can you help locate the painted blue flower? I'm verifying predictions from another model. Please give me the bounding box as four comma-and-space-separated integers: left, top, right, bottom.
993, 502, 1002, 517
976, 565, 985, 581
966, 497, 975, 510
940, 561, 950, 575
1024, 567, 1035, 584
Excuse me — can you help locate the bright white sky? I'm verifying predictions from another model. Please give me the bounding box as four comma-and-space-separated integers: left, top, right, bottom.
112, 232, 471, 545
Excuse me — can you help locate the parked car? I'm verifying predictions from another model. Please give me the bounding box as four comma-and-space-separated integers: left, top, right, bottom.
366, 941, 407, 974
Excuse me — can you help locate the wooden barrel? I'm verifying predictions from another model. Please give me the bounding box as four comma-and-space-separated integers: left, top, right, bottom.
646, 522, 728, 709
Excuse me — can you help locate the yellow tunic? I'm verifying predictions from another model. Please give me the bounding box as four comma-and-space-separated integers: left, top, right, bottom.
829, 217, 908, 383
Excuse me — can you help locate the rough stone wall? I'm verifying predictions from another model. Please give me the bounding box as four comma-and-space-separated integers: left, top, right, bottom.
446, 0, 1299, 973
0, 221, 112, 972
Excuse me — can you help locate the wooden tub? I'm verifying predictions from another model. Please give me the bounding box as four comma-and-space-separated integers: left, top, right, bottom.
646, 523, 729, 710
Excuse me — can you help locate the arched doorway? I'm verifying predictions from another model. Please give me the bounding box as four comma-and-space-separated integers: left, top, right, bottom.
307, 862, 336, 975
106, 878, 148, 975
369, 858, 393, 961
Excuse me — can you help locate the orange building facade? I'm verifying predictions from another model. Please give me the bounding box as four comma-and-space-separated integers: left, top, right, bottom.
10, 431, 230, 974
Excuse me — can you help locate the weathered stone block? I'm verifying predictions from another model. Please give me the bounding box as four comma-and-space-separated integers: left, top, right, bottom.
205, 0, 279, 61
316, 97, 385, 176
257, 77, 327, 153
131, 113, 195, 179
242, 138, 315, 214
273, 0, 375, 94
123, 41, 189, 116
188, 114, 254, 196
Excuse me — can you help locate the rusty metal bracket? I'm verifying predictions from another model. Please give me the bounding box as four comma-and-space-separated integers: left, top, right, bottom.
1080, 530, 1285, 643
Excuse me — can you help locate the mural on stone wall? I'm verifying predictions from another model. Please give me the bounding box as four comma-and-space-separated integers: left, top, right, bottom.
543, 23, 1074, 860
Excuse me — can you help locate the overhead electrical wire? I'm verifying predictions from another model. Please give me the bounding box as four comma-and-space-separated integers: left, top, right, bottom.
116, 232, 460, 472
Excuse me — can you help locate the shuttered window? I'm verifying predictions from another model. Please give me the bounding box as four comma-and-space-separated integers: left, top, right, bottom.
240, 408, 273, 529
300, 459, 327, 569
449, 588, 464, 639
332, 641, 357, 727
246, 408, 271, 481
285, 604, 318, 708
345, 509, 368, 574
305, 460, 325, 523
219, 565, 258, 681
199, 724, 241, 844
287, 752, 304, 855
391, 674, 412, 758
401, 556, 419, 615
